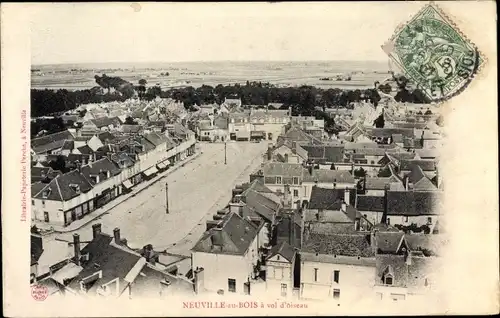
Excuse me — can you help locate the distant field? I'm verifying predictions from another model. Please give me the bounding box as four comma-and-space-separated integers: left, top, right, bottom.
31, 61, 391, 91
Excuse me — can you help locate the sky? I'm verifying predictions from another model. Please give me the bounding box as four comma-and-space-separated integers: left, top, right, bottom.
27, 2, 442, 65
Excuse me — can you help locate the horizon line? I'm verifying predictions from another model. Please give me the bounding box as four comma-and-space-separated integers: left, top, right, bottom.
32, 59, 389, 67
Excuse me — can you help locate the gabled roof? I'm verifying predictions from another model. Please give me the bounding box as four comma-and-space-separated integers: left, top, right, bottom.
262, 162, 303, 177
386, 191, 441, 216
302, 169, 356, 184
413, 176, 437, 191
401, 159, 436, 172
97, 131, 117, 144
191, 212, 261, 256
367, 128, 415, 138
364, 177, 392, 190
374, 231, 406, 254
281, 126, 323, 145
77, 145, 94, 155
301, 145, 344, 163
80, 158, 121, 185
144, 132, 168, 147
267, 241, 296, 262
375, 254, 433, 288
241, 189, 280, 222
31, 130, 75, 154
32, 170, 93, 201
308, 186, 356, 210
356, 195, 385, 212
122, 125, 143, 134
302, 233, 374, 257
90, 116, 121, 128
66, 233, 143, 295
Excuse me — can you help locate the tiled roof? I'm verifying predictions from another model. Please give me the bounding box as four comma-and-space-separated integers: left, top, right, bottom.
386, 191, 441, 216
144, 132, 168, 147
97, 131, 117, 143
374, 231, 405, 254
267, 241, 296, 262
375, 254, 432, 288
131, 263, 194, 298
303, 169, 356, 184
66, 233, 143, 295
365, 177, 392, 190
109, 152, 136, 169
31, 130, 75, 154
405, 234, 447, 256
240, 179, 274, 194
367, 128, 415, 138
32, 170, 93, 202
413, 176, 437, 191
275, 212, 302, 249
241, 189, 280, 222
356, 195, 385, 212
262, 162, 303, 177
415, 149, 439, 160
90, 116, 121, 128
302, 233, 374, 257
401, 159, 436, 172
62, 140, 74, 150
122, 125, 143, 134
80, 158, 121, 185
191, 212, 261, 255
281, 127, 323, 144
301, 145, 344, 163
308, 186, 356, 210
77, 145, 94, 155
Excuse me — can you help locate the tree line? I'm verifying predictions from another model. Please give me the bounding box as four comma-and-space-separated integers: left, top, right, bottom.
32, 73, 427, 118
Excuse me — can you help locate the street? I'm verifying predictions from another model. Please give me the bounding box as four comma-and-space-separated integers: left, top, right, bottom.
51, 141, 268, 253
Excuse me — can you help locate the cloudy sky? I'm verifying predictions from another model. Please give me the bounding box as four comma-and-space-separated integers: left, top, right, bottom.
27, 2, 482, 65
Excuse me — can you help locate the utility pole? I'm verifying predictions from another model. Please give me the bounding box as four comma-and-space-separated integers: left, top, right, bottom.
224, 141, 227, 165
165, 182, 169, 214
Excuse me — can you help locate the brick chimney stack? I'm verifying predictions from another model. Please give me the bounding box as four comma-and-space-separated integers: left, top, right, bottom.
113, 228, 121, 245
92, 223, 102, 239
73, 234, 81, 266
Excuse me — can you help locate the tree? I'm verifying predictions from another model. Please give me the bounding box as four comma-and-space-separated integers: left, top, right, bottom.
424, 109, 433, 115
48, 155, 68, 173
124, 116, 138, 125
353, 167, 367, 178
138, 79, 147, 86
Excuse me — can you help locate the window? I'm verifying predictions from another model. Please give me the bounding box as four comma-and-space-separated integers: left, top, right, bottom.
293, 189, 299, 197
385, 275, 393, 285
275, 267, 283, 279
281, 283, 287, 297
387, 218, 391, 225
405, 216, 409, 222
44, 212, 49, 223
31, 200, 35, 206
333, 270, 340, 284
276, 256, 280, 261
228, 278, 236, 293
333, 289, 340, 299
314, 268, 318, 282
293, 177, 299, 185
427, 217, 432, 224
276, 176, 282, 184
42, 200, 46, 208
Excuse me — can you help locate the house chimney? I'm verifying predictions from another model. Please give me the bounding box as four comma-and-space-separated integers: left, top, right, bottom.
370, 230, 378, 254
73, 234, 81, 266
194, 267, 205, 294
284, 184, 290, 208
288, 106, 292, 117
92, 223, 102, 239
284, 153, 289, 163
229, 202, 244, 216
404, 249, 412, 266
344, 187, 351, 205
288, 214, 295, 246
308, 164, 313, 175
113, 228, 121, 244
267, 146, 272, 161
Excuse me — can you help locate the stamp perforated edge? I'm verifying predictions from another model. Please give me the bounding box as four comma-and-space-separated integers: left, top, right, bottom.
381, 1, 488, 106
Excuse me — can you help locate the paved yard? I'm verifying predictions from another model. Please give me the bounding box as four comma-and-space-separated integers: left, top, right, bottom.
52, 142, 268, 253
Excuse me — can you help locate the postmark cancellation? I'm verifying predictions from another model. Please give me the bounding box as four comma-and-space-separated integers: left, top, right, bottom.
382, 3, 485, 102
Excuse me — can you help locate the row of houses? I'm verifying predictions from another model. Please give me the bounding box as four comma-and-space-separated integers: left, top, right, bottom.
187, 111, 444, 302
30, 124, 196, 227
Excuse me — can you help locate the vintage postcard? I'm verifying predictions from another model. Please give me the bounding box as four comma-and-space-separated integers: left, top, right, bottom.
2, 1, 498, 316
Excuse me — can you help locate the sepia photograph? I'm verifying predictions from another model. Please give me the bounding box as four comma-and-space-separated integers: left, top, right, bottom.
2, 1, 498, 316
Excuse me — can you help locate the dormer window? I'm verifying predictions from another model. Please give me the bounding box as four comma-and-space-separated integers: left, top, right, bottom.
385, 275, 393, 285
42, 188, 52, 199
69, 184, 81, 194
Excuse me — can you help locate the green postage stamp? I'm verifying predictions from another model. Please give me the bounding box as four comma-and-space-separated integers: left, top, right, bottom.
382, 3, 484, 102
